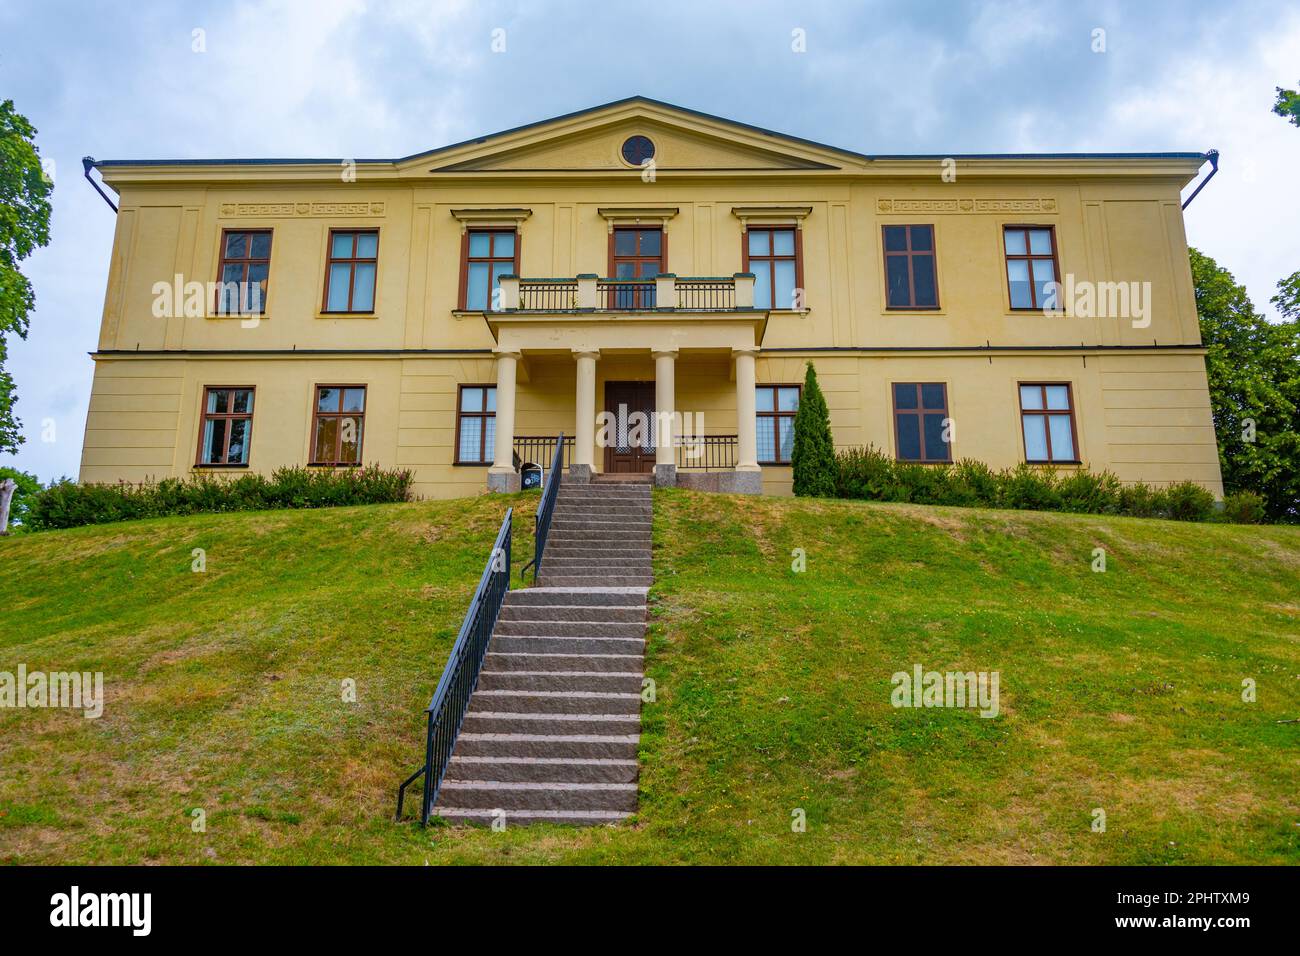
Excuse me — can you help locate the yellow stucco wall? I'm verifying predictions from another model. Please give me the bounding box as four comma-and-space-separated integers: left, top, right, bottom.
81, 100, 1223, 498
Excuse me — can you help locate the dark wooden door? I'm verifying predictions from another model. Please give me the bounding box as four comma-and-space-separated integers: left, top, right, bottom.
604, 381, 656, 473
609, 227, 663, 309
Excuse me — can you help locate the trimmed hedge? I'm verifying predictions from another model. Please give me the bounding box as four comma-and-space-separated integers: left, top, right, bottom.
834, 446, 1226, 522
25, 465, 414, 531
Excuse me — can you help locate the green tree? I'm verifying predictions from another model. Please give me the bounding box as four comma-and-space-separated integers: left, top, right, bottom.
791, 362, 836, 497
0, 465, 42, 530
0, 99, 54, 453
1190, 248, 1300, 521
1273, 85, 1300, 127
1272, 269, 1300, 321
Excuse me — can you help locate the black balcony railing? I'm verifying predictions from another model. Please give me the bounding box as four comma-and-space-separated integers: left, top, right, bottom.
600, 278, 656, 310
517, 278, 578, 311
676, 434, 739, 471
395, 507, 512, 826
676, 278, 735, 311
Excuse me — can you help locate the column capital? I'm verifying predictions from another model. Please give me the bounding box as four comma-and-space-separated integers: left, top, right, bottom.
493, 348, 523, 360
571, 348, 601, 360
731, 345, 760, 358
651, 348, 679, 360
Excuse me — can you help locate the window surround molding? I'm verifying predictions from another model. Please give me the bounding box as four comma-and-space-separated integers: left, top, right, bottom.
730, 205, 813, 231
449, 207, 532, 232
596, 207, 678, 233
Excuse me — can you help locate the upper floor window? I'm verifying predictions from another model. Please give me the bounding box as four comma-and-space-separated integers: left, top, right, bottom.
1004, 226, 1059, 310
610, 227, 663, 309
312, 386, 366, 466
1019, 383, 1078, 463
461, 230, 517, 311
217, 231, 271, 315
756, 384, 800, 465
323, 230, 378, 313
746, 228, 801, 310
892, 382, 951, 462
456, 385, 497, 464
197, 387, 254, 466
882, 224, 938, 309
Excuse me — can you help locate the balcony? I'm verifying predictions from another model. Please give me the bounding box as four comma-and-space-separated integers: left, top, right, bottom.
495, 273, 757, 314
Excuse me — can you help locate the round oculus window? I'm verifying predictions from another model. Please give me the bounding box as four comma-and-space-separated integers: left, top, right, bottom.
621, 135, 655, 166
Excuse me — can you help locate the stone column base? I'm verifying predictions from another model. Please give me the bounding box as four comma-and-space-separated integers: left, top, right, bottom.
487, 470, 520, 493
653, 463, 677, 488
567, 463, 593, 484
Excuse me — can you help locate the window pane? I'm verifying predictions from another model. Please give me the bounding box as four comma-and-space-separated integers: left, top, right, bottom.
1032, 258, 1057, 308
250, 233, 271, 258
468, 232, 491, 257
1003, 229, 1027, 255
773, 260, 796, 309
227, 418, 250, 464
351, 263, 375, 311
245, 263, 268, 311
893, 382, 918, 410
314, 416, 337, 462
638, 230, 661, 256
356, 233, 378, 258
920, 383, 945, 410
772, 229, 795, 256
1045, 385, 1070, 410
637, 261, 657, 278
1023, 415, 1048, 460
342, 388, 365, 413
331, 232, 353, 258
219, 266, 242, 313
909, 225, 933, 252
1048, 414, 1074, 460
896, 414, 921, 460
923, 413, 949, 461
208, 389, 228, 413
1019, 385, 1043, 410
225, 233, 247, 258
1029, 229, 1053, 255
232, 389, 253, 414
748, 230, 770, 257
484, 386, 496, 412
614, 261, 636, 279
202, 418, 224, 463
755, 386, 774, 412
883, 226, 907, 252
459, 417, 482, 461
317, 387, 340, 412
886, 256, 912, 307
778, 417, 795, 462
752, 261, 772, 310
339, 417, 362, 463
912, 255, 937, 307
489, 262, 512, 309
492, 232, 514, 258
483, 416, 496, 459
614, 230, 636, 256
460, 387, 483, 412
1007, 259, 1032, 308
466, 262, 489, 310
327, 263, 352, 310
756, 417, 776, 462
777, 387, 799, 412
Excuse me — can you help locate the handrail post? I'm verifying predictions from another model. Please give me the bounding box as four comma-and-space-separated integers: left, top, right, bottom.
577, 274, 598, 310
733, 272, 755, 309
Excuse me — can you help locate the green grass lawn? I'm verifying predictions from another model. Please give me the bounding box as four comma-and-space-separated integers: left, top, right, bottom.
2, 491, 1297, 864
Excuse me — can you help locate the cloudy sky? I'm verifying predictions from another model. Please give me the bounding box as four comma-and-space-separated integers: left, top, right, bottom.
2, 0, 1297, 482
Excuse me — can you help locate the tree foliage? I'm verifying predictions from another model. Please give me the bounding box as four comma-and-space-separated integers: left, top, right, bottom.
1273, 85, 1300, 127
0, 99, 54, 453
791, 361, 836, 497
1190, 248, 1300, 521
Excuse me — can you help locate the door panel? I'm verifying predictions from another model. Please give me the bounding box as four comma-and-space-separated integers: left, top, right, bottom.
604, 381, 656, 473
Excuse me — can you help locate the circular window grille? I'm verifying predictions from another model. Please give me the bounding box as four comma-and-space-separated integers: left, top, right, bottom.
621, 135, 656, 166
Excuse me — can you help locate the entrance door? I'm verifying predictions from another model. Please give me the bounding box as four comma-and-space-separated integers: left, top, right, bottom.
604, 381, 656, 473
610, 227, 663, 309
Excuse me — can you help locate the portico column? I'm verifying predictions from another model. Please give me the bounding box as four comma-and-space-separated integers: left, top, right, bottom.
571, 349, 599, 483
488, 349, 521, 492
730, 347, 763, 493
653, 349, 678, 488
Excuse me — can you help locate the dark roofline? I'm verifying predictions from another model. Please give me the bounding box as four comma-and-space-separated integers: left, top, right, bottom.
89, 95, 1212, 169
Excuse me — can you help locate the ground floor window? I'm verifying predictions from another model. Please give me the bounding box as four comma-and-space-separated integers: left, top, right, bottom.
311, 386, 366, 465
756, 384, 800, 464
197, 387, 254, 466
456, 385, 497, 463
1019, 383, 1078, 462
892, 382, 951, 462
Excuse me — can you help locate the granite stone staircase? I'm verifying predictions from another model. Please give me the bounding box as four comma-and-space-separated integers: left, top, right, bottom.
433, 476, 652, 825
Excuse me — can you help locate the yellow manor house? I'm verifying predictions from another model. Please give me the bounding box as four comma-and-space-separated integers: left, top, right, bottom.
80, 96, 1223, 498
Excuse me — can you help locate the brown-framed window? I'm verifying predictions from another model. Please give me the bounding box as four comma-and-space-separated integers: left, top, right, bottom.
882, 224, 939, 309
744, 227, 803, 310
1019, 383, 1078, 463
311, 385, 366, 466
323, 230, 378, 313
216, 230, 271, 315
196, 387, 254, 466
756, 384, 800, 465
460, 229, 519, 311
1004, 226, 1060, 310
455, 385, 497, 464
892, 382, 951, 462
609, 226, 664, 308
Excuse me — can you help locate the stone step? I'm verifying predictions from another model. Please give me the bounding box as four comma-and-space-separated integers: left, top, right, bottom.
452, 732, 639, 760
477, 669, 644, 693
468, 688, 641, 715
552, 504, 653, 514
550, 520, 653, 533
538, 575, 654, 588
540, 557, 652, 570
551, 528, 651, 538
495, 619, 647, 638
490, 634, 644, 655
483, 651, 644, 673
545, 546, 652, 559
499, 604, 646, 623
435, 780, 638, 812
506, 588, 647, 607
431, 807, 633, 826
557, 493, 652, 503
444, 755, 639, 783
460, 711, 641, 736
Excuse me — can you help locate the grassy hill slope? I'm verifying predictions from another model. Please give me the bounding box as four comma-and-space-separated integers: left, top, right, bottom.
1, 492, 1297, 864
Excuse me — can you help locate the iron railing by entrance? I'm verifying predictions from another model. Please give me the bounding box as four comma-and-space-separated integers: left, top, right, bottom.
520, 433, 564, 583
395, 508, 512, 825
513, 434, 573, 471
676, 434, 739, 471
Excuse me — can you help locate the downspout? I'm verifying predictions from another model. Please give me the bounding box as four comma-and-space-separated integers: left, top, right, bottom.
82, 157, 118, 213
1180, 149, 1219, 209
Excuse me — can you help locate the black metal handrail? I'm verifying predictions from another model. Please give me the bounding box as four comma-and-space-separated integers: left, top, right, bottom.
396, 508, 512, 825
520, 433, 564, 583
676, 434, 739, 471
